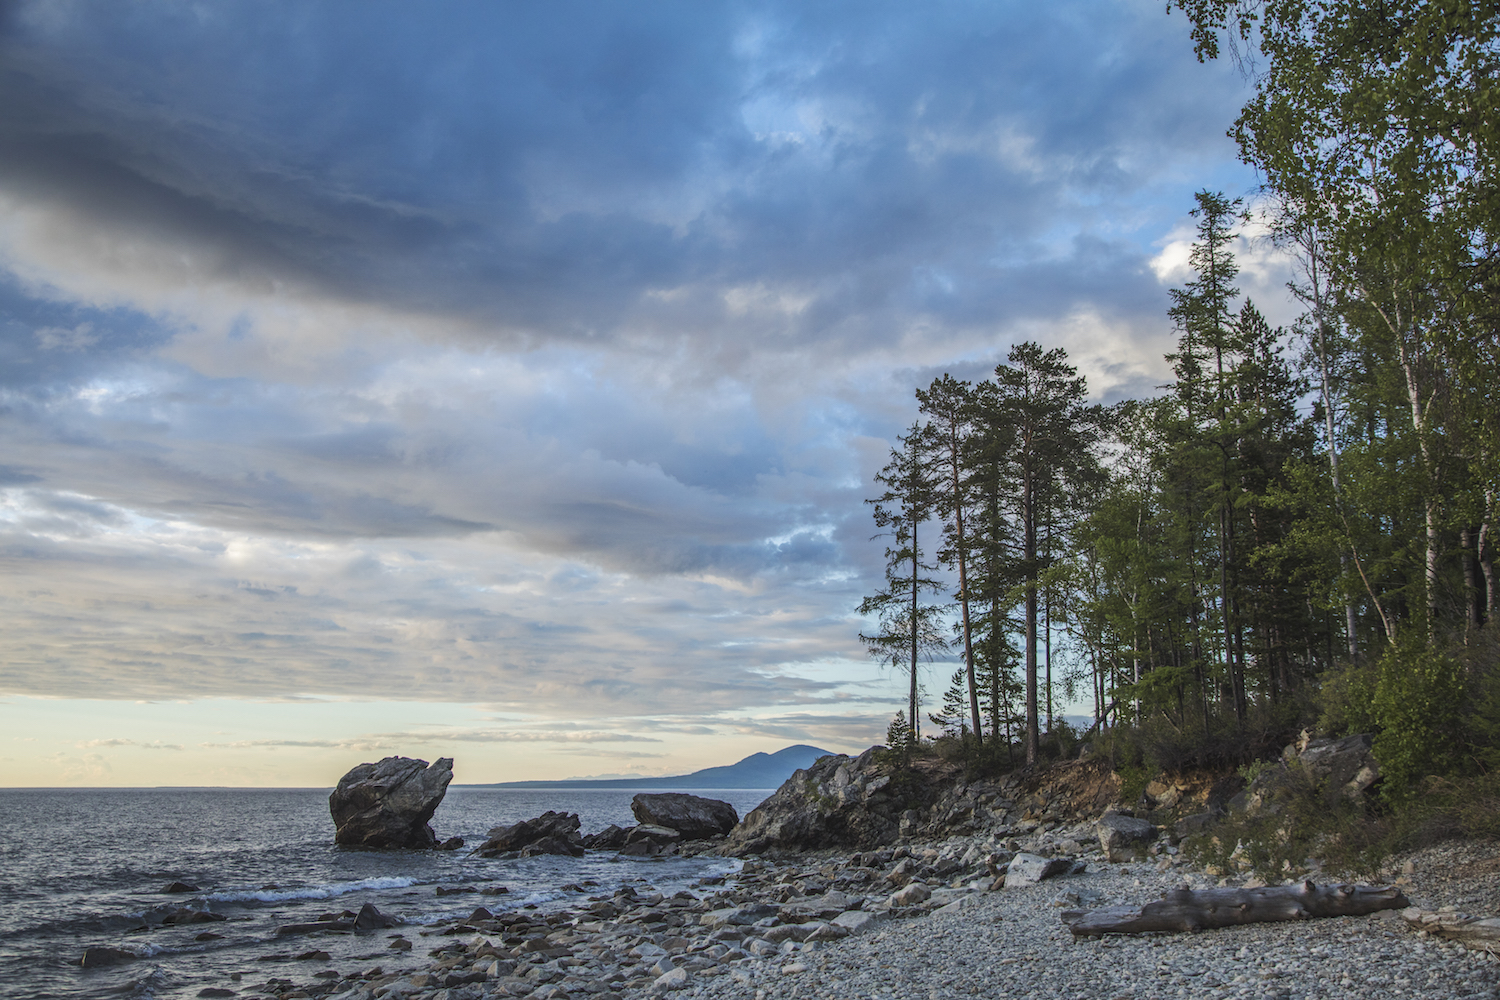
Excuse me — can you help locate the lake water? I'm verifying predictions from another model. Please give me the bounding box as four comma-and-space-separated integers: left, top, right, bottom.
0, 786, 774, 1000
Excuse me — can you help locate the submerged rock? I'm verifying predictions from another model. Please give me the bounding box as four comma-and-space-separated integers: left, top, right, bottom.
161, 881, 200, 894
80, 946, 137, 968
630, 793, 738, 840
328, 756, 454, 849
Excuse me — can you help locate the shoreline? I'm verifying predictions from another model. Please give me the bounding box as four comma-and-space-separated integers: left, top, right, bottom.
206, 825, 1500, 1000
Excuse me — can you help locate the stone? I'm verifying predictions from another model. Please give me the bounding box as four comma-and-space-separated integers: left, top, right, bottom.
519, 835, 585, 857
653, 967, 690, 991
582, 824, 630, 850
1293, 733, 1382, 801
625, 823, 682, 846
436, 836, 465, 851
1096, 813, 1157, 862
890, 882, 932, 906
197, 990, 237, 998
80, 946, 137, 968
723, 747, 909, 855
630, 793, 739, 840
476, 811, 583, 857
329, 756, 454, 849
354, 903, 398, 930
702, 902, 778, 927
830, 910, 881, 934
1004, 853, 1073, 886
162, 881, 200, 894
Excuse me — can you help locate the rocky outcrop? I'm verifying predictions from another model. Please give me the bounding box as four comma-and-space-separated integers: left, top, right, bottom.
329, 756, 453, 849
1292, 733, 1380, 801
631, 793, 738, 839
1227, 732, 1381, 820
724, 749, 914, 855
476, 811, 584, 857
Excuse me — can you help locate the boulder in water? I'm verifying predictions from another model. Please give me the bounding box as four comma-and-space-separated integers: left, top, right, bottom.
476, 811, 583, 857
329, 756, 454, 849
161, 881, 199, 894
630, 793, 738, 840
80, 946, 137, 968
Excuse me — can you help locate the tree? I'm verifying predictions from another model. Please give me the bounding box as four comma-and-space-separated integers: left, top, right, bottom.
860, 422, 948, 736
918, 374, 984, 744
983, 343, 1102, 764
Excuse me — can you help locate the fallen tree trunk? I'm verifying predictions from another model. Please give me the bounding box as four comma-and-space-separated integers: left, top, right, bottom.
1063, 881, 1408, 937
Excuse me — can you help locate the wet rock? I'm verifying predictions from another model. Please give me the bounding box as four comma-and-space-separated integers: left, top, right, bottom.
630, 793, 738, 840
80, 946, 137, 968
354, 903, 398, 930
162, 881, 200, 894
329, 756, 454, 849
582, 824, 630, 850
436, 836, 466, 851
519, 835, 585, 857
476, 811, 583, 857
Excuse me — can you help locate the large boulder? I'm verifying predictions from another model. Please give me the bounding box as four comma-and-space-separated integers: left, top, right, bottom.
476, 811, 584, 857
1293, 733, 1381, 801
329, 756, 453, 849
1096, 812, 1157, 861
630, 793, 738, 840
723, 748, 910, 855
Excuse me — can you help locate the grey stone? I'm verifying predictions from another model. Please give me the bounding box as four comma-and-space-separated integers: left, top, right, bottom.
476, 811, 583, 857
328, 756, 454, 849
1005, 853, 1074, 885
1096, 813, 1157, 861
630, 793, 738, 840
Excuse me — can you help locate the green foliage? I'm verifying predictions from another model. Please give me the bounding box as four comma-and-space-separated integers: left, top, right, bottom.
1367, 640, 1468, 797
876, 711, 916, 770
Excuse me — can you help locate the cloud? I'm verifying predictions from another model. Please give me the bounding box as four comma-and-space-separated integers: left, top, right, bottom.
78, 738, 183, 750
0, 0, 1282, 764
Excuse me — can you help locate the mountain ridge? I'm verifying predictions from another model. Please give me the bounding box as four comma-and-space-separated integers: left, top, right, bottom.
459, 744, 837, 790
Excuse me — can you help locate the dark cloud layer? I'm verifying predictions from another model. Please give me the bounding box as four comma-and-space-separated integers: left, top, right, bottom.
0, 0, 1274, 720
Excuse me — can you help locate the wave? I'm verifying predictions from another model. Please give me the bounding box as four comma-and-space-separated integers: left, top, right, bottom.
206, 875, 421, 904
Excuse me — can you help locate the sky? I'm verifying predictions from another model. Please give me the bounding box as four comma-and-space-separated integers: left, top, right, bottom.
0, 0, 1300, 787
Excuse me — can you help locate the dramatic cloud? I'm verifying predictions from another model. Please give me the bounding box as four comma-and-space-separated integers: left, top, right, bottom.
0, 0, 1292, 783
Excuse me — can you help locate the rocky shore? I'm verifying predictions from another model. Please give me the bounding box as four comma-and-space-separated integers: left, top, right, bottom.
203, 822, 1500, 1000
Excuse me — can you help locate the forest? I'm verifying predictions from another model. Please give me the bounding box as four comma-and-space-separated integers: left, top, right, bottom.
859, 0, 1499, 819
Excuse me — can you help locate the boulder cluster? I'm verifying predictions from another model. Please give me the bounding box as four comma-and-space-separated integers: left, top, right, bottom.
477, 793, 740, 859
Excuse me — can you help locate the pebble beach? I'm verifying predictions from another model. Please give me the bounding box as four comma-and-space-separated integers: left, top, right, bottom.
206, 830, 1500, 1000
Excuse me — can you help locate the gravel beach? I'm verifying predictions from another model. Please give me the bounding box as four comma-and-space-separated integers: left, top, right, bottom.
214, 830, 1500, 1000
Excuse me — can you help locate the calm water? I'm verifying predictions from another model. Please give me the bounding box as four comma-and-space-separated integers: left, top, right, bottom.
0, 786, 773, 1000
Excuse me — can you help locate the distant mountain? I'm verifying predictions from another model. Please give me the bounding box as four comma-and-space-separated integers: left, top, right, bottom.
465, 744, 837, 790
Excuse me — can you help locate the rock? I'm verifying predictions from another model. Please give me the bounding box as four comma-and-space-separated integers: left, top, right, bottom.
197, 990, 237, 998
80, 946, 137, 968
831, 910, 882, 934
1005, 853, 1073, 886
702, 902, 778, 927
162, 881, 200, 894
1096, 813, 1157, 861
329, 756, 454, 849
653, 967, 690, 991
354, 903, 398, 930
476, 811, 583, 857
519, 835, 585, 857
582, 824, 630, 850
436, 836, 465, 851
723, 748, 913, 855
1174, 811, 1217, 840
630, 793, 738, 840
890, 882, 932, 906
1293, 733, 1381, 801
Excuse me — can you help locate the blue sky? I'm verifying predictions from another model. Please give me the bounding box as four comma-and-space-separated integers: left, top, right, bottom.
0, 0, 1295, 786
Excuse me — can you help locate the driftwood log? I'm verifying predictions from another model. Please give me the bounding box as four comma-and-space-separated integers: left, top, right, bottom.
1401, 907, 1500, 954
1063, 880, 1409, 937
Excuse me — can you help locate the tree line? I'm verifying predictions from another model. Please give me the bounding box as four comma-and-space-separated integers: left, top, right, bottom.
860, 0, 1498, 782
